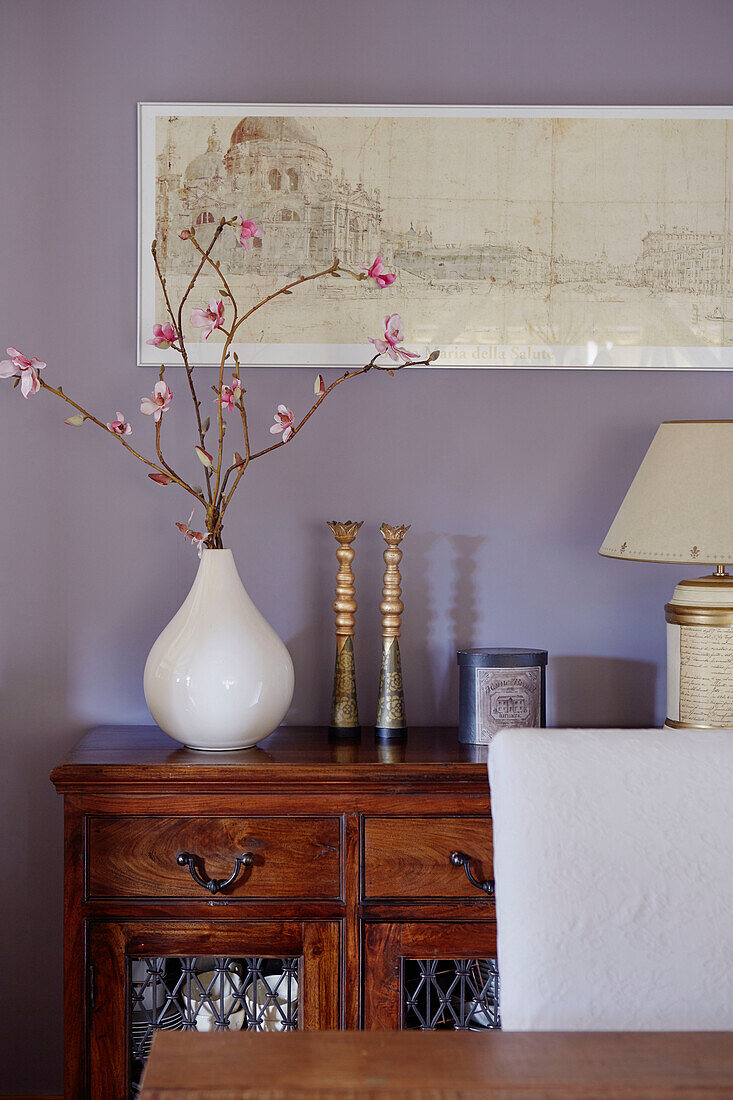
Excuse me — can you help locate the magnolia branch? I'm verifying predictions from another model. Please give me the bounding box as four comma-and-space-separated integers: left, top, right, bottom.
216, 355, 251, 507
188, 229, 239, 324
151, 244, 212, 502
210, 256, 343, 516
172, 231, 436, 544
154, 413, 188, 491
248, 354, 434, 463
229, 258, 342, 341
232, 354, 250, 465
172, 240, 362, 519
9, 218, 438, 551
187, 226, 241, 504
167, 220, 242, 507
202, 255, 342, 511
38, 378, 203, 501
154, 222, 234, 504
204, 350, 436, 545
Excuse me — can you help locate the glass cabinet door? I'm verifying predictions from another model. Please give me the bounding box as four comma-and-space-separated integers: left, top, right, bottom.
363, 921, 499, 1031
89, 920, 339, 1100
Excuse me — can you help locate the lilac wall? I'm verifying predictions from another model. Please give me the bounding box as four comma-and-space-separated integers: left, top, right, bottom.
3, 0, 733, 1089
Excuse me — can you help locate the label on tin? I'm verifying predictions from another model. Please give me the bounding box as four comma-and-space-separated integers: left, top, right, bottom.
679, 624, 733, 726
475, 666, 541, 743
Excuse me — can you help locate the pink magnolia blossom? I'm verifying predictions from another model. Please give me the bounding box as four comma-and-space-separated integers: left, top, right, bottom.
217, 376, 242, 413
106, 411, 132, 436
190, 298, 224, 340
239, 217, 264, 250
219, 385, 235, 413
176, 509, 208, 557
0, 347, 46, 398
146, 322, 177, 349
270, 404, 294, 442
361, 254, 396, 288
314, 373, 325, 397
140, 380, 173, 421
369, 314, 419, 365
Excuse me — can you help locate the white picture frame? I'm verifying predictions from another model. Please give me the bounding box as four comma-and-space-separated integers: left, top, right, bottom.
138, 103, 733, 369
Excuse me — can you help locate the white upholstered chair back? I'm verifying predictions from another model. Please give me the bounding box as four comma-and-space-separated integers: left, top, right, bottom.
488, 728, 733, 1030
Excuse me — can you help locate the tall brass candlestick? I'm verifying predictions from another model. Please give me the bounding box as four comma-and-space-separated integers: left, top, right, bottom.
375, 523, 410, 743
327, 520, 363, 739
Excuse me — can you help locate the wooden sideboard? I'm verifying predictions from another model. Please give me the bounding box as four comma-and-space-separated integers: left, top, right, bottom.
51, 725, 494, 1100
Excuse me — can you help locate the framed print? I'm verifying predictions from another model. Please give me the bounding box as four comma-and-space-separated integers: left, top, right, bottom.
138, 104, 733, 369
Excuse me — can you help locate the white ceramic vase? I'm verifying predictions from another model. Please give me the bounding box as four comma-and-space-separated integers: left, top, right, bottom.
144, 549, 294, 751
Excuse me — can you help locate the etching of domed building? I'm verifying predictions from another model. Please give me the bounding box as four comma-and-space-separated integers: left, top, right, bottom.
156, 117, 382, 275
142, 107, 733, 366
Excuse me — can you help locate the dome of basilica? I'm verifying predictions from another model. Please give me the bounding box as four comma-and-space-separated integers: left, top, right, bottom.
185, 131, 224, 181
185, 152, 222, 180
229, 116, 322, 148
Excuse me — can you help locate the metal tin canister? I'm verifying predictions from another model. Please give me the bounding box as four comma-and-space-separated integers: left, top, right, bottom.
457, 648, 548, 745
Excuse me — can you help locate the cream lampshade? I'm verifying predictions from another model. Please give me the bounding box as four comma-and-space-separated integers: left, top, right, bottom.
599, 420, 733, 729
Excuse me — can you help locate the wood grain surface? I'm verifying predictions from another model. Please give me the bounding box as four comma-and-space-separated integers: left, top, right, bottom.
363, 816, 492, 898
88, 815, 341, 899
139, 1031, 733, 1099
50, 725, 489, 793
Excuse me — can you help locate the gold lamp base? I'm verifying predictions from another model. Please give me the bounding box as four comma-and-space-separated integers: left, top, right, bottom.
664, 567, 733, 730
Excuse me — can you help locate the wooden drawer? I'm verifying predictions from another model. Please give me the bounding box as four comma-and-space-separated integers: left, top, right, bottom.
87, 816, 341, 900
363, 816, 492, 900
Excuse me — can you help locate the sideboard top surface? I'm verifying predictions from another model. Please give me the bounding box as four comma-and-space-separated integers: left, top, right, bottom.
50, 725, 490, 792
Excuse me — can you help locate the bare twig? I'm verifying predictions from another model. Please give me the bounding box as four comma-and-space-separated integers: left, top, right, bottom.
218, 355, 250, 505
229, 258, 341, 341
155, 412, 183, 486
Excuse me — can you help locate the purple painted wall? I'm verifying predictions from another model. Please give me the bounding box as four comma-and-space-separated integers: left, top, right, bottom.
3, 0, 733, 1089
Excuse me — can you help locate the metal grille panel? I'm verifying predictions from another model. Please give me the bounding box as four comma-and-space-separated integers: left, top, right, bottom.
402, 958, 500, 1030
129, 955, 299, 1096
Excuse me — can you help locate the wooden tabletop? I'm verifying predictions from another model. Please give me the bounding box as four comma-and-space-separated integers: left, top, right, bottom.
139, 1030, 733, 1099
50, 724, 489, 792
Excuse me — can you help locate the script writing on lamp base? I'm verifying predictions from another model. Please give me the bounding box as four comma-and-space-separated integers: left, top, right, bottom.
679, 625, 733, 726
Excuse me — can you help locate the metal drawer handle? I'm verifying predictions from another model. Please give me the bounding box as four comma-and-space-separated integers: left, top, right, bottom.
450, 851, 495, 896
176, 851, 254, 895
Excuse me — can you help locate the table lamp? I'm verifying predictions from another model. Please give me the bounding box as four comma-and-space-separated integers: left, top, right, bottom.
599, 420, 733, 730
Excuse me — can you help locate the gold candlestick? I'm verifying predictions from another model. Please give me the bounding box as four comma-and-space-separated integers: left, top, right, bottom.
327, 520, 363, 739
375, 522, 410, 743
